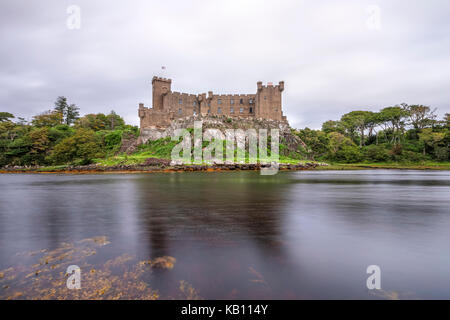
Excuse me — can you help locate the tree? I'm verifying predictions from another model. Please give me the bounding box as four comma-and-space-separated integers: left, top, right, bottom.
54, 96, 68, 120
27, 128, 50, 164
49, 128, 103, 164
443, 113, 450, 128
321, 120, 345, 134
341, 111, 374, 147
75, 113, 109, 131
0, 112, 15, 122
294, 128, 329, 160
327, 132, 354, 155
403, 104, 436, 130
31, 111, 63, 128
66, 103, 80, 125
418, 128, 445, 156
54, 96, 80, 125
106, 111, 125, 130
378, 106, 409, 143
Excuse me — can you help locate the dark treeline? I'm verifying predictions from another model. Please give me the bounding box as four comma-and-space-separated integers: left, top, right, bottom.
0, 96, 138, 167
293, 103, 449, 163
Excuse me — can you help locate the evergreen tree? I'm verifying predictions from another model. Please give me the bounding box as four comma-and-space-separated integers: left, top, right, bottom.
66, 104, 80, 125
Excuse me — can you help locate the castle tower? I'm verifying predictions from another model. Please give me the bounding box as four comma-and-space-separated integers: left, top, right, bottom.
255, 81, 284, 121
152, 76, 172, 111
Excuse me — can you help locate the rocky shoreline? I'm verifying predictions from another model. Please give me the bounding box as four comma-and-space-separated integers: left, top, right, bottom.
0, 159, 322, 174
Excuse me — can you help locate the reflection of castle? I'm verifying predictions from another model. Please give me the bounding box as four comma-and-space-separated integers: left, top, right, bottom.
138, 76, 287, 129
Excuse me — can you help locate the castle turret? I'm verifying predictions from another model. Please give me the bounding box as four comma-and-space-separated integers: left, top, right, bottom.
255, 81, 284, 121
152, 76, 172, 111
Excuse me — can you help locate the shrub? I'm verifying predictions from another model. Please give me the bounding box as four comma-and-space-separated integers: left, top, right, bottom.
435, 147, 449, 161
49, 129, 103, 164
334, 145, 363, 163
365, 145, 390, 162
103, 130, 123, 151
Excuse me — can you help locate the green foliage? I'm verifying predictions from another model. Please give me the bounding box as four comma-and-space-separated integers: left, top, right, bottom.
365, 145, 390, 162
102, 130, 123, 151
0, 98, 137, 168
75, 111, 126, 131
54, 96, 80, 125
335, 145, 363, 163
294, 128, 329, 160
1, 97, 448, 168
304, 103, 448, 164
32, 111, 63, 128
138, 137, 180, 159
0, 112, 14, 122
49, 129, 103, 165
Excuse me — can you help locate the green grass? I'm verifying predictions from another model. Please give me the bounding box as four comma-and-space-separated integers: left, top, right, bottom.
314, 161, 450, 170
95, 137, 449, 170
94, 137, 312, 166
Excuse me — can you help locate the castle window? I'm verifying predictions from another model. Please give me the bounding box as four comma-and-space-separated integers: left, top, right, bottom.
218, 107, 222, 114
179, 98, 182, 104
240, 98, 243, 104
193, 101, 196, 106
230, 107, 234, 114
178, 108, 182, 115
249, 98, 253, 104
230, 99, 234, 105
208, 102, 211, 107
239, 107, 244, 114
264, 96, 266, 100
208, 109, 211, 114
218, 99, 222, 105
249, 107, 253, 113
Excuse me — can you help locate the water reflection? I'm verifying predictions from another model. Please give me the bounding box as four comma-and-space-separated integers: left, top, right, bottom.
0, 170, 449, 299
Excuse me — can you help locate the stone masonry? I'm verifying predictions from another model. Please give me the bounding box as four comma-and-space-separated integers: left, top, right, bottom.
138, 77, 288, 134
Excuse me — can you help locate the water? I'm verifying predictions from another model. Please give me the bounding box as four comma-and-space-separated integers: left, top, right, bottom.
0, 170, 449, 299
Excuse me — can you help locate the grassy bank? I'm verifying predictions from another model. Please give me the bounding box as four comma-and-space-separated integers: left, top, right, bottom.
94, 137, 310, 167
314, 161, 450, 170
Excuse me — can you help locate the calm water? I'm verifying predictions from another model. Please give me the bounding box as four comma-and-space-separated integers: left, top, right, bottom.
0, 170, 449, 299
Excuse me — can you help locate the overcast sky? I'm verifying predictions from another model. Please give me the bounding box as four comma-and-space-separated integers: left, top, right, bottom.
1, 0, 449, 129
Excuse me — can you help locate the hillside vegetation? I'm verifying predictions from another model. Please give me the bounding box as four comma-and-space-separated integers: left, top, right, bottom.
1, 98, 448, 169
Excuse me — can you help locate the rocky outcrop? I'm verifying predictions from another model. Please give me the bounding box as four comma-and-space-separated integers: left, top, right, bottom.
138, 115, 308, 158
139, 115, 291, 144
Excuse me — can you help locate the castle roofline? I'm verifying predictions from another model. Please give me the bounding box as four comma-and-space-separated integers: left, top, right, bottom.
152, 76, 172, 84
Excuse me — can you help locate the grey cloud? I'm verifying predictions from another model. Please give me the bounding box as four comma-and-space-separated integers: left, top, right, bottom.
0, 0, 449, 128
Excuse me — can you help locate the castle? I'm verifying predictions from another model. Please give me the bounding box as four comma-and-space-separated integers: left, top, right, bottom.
138, 76, 287, 130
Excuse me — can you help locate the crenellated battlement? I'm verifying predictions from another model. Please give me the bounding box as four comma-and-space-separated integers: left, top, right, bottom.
257, 81, 284, 92
139, 76, 286, 130
152, 76, 172, 84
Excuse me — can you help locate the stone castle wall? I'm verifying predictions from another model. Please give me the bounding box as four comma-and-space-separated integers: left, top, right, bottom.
138, 76, 288, 135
